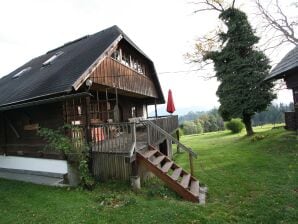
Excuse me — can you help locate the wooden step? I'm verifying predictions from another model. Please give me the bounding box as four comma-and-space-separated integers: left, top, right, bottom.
152, 155, 165, 166
180, 174, 191, 188
171, 168, 182, 181
190, 180, 200, 197
136, 144, 203, 203
143, 149, 158, 159
161, 161, 173, 173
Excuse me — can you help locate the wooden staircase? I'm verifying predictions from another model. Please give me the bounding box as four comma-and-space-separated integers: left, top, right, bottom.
137, 145, 202, 203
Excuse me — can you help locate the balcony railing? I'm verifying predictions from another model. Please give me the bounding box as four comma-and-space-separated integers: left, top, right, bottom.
143, 115, 178, 145
90, 122, 136, 154
90, 115, 179, 154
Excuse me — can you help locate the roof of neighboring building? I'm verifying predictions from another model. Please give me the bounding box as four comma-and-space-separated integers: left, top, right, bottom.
266, 45, 298, 80
0, 25, 164, 108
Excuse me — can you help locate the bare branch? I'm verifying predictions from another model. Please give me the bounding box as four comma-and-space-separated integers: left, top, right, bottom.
255, 0, 298, 50
273, 79, 287, 91
191, 0, 226, 13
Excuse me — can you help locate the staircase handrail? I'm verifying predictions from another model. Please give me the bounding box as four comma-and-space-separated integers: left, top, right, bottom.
142, 120, 198, 158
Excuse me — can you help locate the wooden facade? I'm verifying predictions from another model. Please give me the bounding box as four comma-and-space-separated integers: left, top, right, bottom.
0, 32, 178, 180
0, 103, 65, 159
283, 73, 298, 130
266, 46, 298, 131
91, 57, 158, 98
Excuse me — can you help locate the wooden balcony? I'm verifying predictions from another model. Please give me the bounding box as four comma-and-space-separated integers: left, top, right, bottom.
90, 57, 158, 98
90, 115, 179, 154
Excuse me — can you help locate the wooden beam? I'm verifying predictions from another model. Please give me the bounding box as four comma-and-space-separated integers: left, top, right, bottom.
5, 116, 20, 139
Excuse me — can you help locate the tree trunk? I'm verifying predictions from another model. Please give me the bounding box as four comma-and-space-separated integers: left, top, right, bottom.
242, 114, 254, 136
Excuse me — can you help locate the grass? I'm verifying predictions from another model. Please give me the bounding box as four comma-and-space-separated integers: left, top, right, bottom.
0, 125, 297, 223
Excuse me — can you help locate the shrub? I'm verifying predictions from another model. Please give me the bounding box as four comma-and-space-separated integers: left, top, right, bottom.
225, 118, 244, 134
183, 121, 199, 135
38, 125, 95, 189
196, 122, 203, 134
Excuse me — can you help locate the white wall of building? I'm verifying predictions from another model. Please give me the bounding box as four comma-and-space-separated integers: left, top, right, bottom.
0, 155, 67, 174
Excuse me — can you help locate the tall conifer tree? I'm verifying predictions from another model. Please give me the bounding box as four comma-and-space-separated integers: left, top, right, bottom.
204, 8, 276, 135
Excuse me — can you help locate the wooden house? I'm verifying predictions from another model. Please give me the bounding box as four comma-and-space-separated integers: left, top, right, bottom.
0, 26, 204, 202
265, 46, 298, 130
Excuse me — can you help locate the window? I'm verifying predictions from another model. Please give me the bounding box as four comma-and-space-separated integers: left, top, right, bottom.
111, 48, 147, 75
131, 106, 136, 118
77, 106, 82, 116
294, 89, 298, 105
71, 120, 81, 125
121, 54, 130, 67
137, 64, 144, 74
132, 61, 138, 70
42, 51, 64, 66
112, 48, 121, 61
12, 67, 32, 79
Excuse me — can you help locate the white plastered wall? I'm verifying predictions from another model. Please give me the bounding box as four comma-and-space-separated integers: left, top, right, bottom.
0, 155, 67, 174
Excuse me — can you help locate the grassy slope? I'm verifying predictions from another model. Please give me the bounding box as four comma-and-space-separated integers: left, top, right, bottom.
0, 125, 297, 224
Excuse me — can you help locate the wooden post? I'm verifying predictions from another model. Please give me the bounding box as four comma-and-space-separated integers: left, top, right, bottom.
85, 96, 92, 171
132, 122, 136, 145
189, 153, 194, 176
176, 129, 180, 153
147, 125, 150, 145
154, 100, 158, 118
2, 113, 7, 155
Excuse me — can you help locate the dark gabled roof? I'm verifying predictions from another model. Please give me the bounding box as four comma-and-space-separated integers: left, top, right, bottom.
0, 25, 164, 108
266, 46, 298, 80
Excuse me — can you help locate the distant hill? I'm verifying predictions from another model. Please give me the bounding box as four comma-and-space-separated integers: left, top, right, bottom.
148, 105, 210, 117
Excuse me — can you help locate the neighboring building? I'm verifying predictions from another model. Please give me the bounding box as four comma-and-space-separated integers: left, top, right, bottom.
0, 26, 202, 202
265, 46, 298, 130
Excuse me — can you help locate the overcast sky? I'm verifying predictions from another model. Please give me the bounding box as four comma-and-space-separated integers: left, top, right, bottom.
0, 0, 294, 112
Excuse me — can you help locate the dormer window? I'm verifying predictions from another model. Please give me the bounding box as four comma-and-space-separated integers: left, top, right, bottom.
12, 67, 32, 79
42, 51, 64, 67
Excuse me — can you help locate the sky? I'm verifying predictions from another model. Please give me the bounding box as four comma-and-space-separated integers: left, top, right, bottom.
0, 0, 295, 114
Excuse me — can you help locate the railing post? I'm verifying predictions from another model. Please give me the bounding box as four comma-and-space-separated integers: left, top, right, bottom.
147, 124, 150, 145
189, 153, 194, 176
132, 122, 136, 147
176, 129, 181, 153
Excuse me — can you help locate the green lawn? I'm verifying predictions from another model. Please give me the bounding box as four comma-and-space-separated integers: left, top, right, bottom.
0, 125, 297, 224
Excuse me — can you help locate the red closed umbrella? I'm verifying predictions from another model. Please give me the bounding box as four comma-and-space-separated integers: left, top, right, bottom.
166, 89, 176, 114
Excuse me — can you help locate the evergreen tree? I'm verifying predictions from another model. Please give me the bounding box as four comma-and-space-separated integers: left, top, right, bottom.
204, 8, 276, 135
